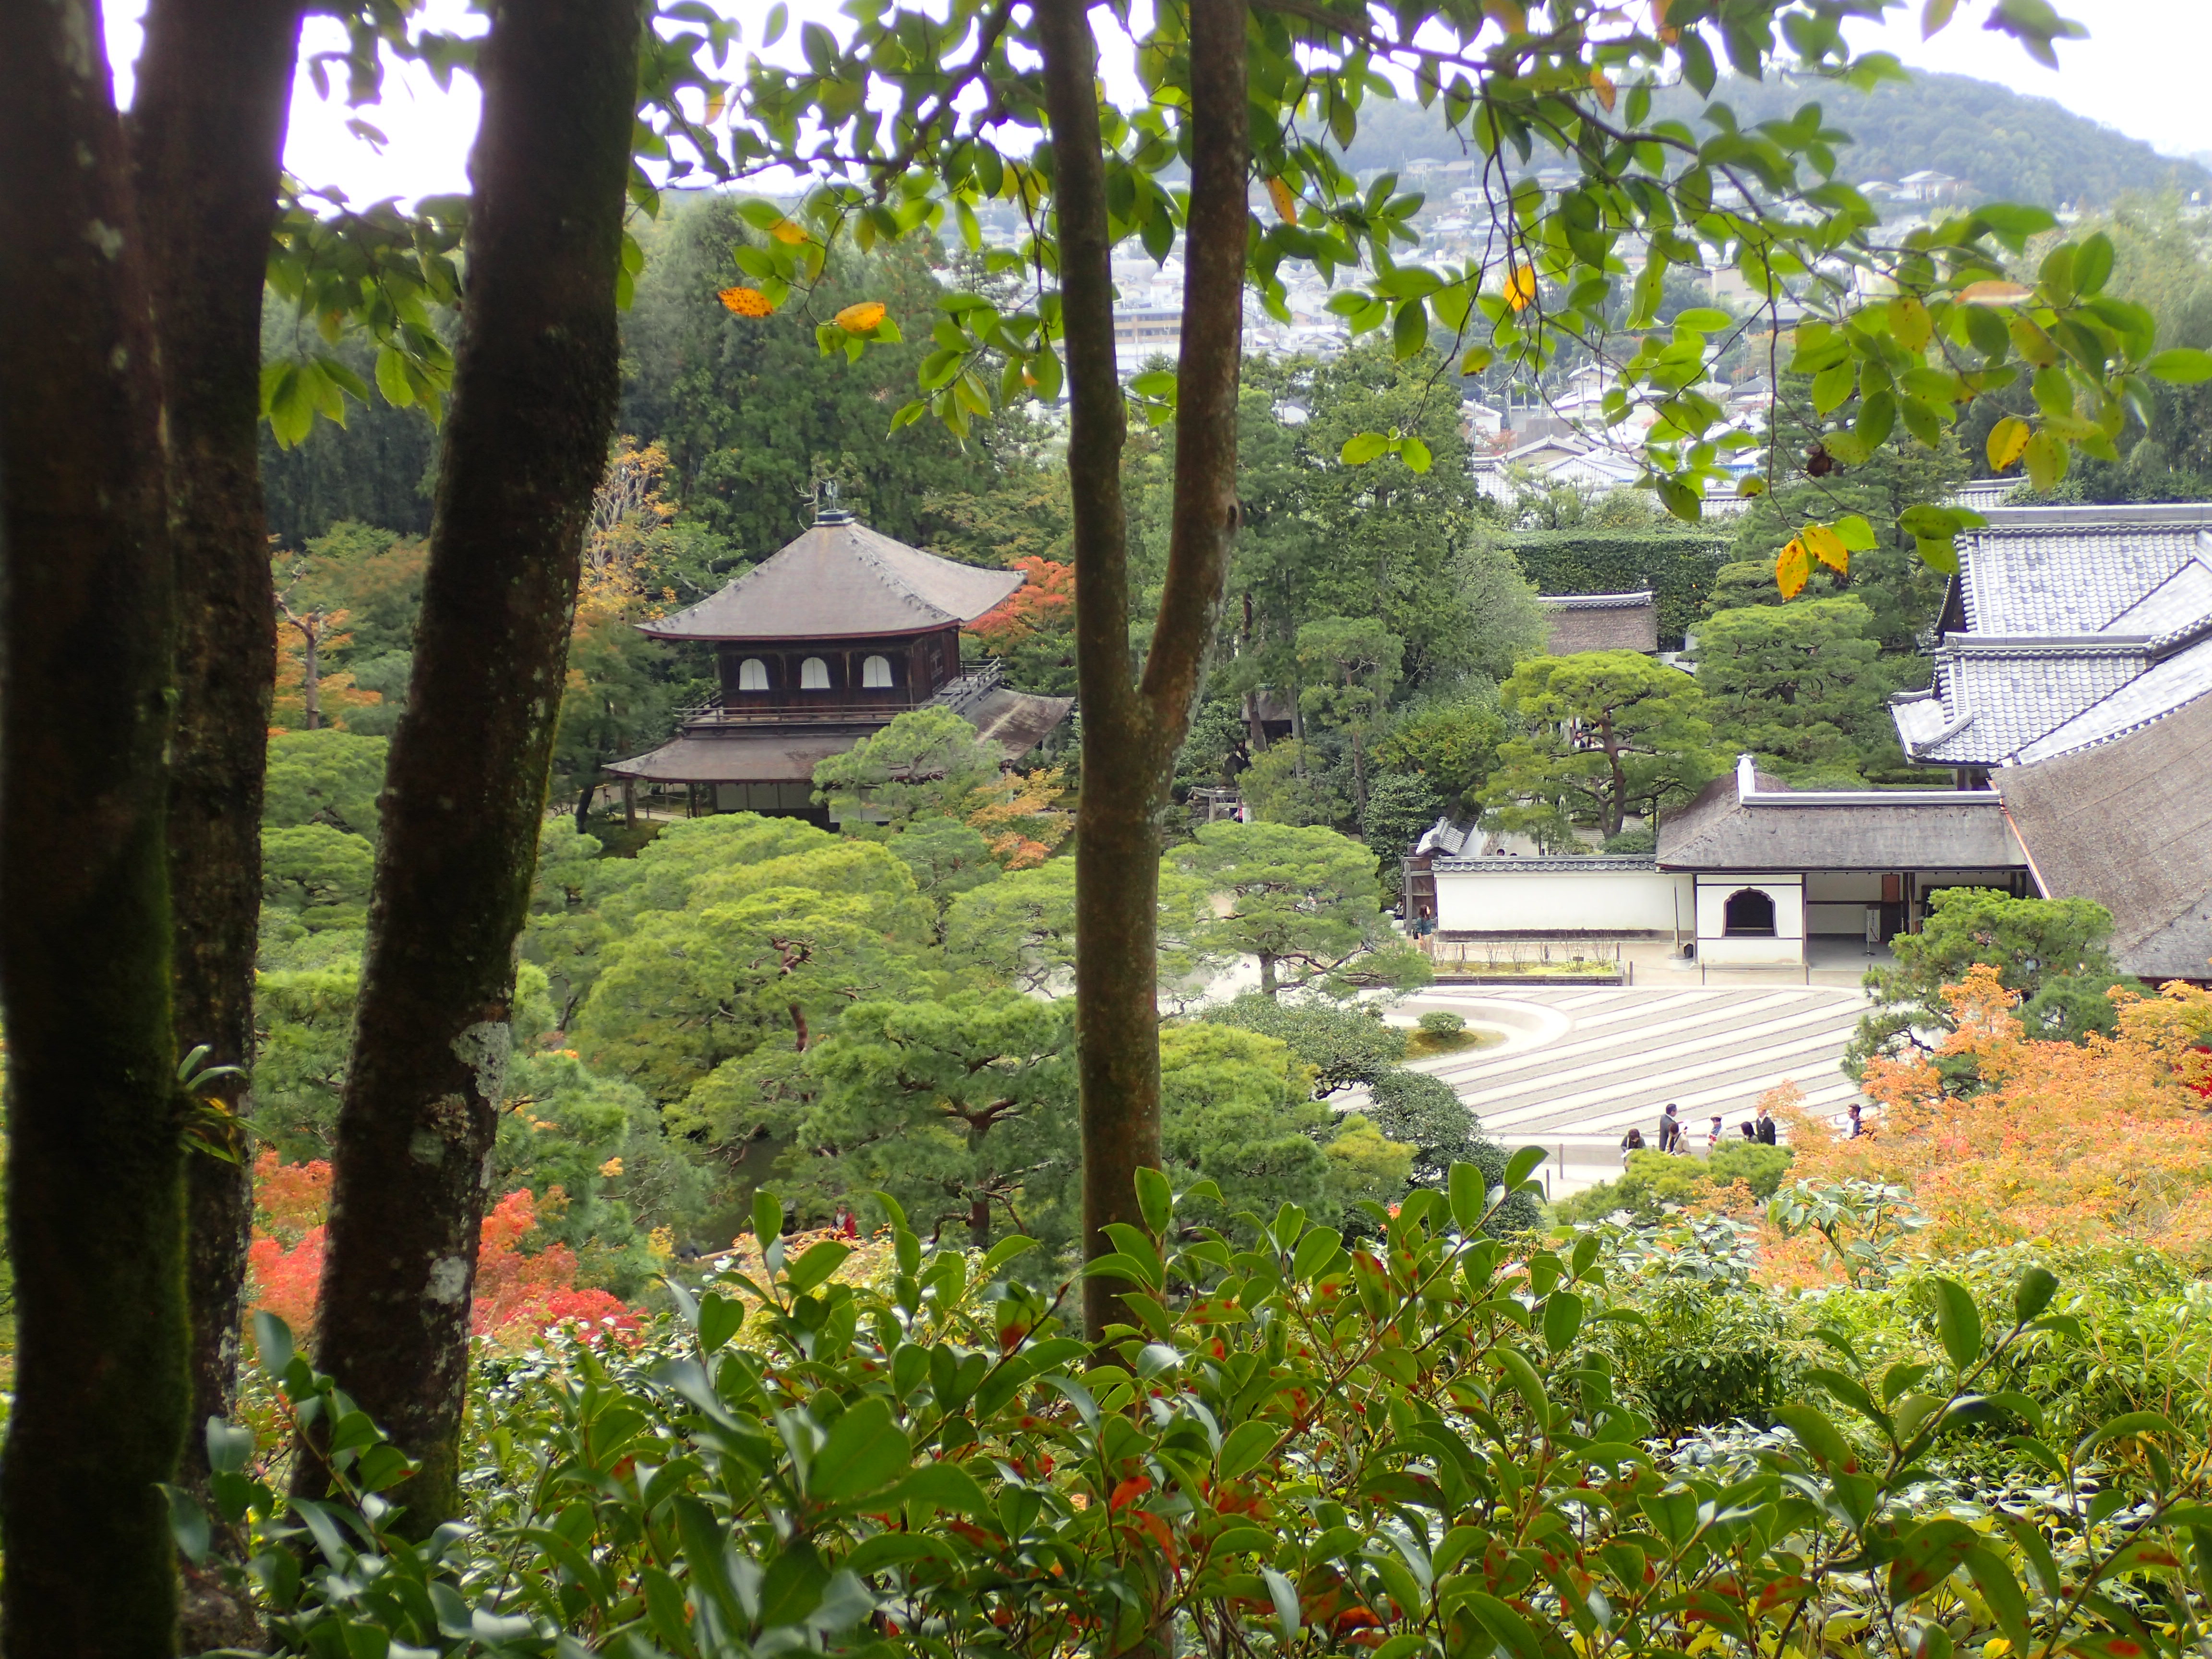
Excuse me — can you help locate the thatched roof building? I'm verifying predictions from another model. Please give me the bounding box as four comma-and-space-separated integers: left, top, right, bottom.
1537, 589, 1659, 655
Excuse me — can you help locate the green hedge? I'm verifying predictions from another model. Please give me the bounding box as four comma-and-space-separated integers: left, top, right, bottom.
1502, 528, 1731, 648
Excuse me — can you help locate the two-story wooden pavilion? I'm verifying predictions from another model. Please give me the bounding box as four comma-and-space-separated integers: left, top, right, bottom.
605, 495, 1071, 822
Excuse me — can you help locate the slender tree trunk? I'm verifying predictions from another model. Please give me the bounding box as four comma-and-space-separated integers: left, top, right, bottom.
307, 0, 642, 1525
130, 0, 301, 1639
301, 613, 323, 729
131, 0, 300, 1496
0, 2, 186, 1648
1038, 0, 1247, 1340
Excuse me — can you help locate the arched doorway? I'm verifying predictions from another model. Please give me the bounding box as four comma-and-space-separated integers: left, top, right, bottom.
1723, 888, 1777, 936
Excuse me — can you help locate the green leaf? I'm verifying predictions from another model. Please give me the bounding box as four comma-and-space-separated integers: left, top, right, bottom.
1888, 1517, 1978, 1600
753, 1190, 784, 1250
884, 1460, 988, 1515
1931, 1276, 1983, 1370
1773, 1403, 1856, 1472
809, 1397, 911, 1503
1542, 1290, 1585, 1354
697, 1292, 744, 1352
1833, 514, 1878, 551
2077, 1409, 2179, 1459
1341, 431, 1390, 466
2012, 1265, 2058, 1323
1811, 358, 1856, 415
785, 1239, 851, 1295
1219, 1419, 1280, 1481
2023, 427, 2068, 493
1400, 436, 1433, 473
2146, 347, 2212, 383
1448, 1162, 1484, 1230
1503, 1145, 1547, 1189
1134, 1166, 1172, 1235
1262, 1566, 1301, 1640
252, 1312, 295, 1376
1672, 307, 1733, 334
1493, 1346, 1550, 1426
163, 1485, 211, 1564
1964, 1545, 2033, 1651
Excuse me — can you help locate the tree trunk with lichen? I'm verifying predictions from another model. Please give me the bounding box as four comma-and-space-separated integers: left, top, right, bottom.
129, 0, 303, 1638
304, 0, 643, 1526
1035, 0, 1248, 1343
0, 1, 185, 1647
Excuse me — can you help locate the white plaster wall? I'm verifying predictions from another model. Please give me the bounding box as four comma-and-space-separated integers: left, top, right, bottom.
1698, 934, 1803, 965
1805, 873, 1883, 902
1693, 878, 1804, 943
1807, 902, 1882, 934
1432, 868, 1693, 934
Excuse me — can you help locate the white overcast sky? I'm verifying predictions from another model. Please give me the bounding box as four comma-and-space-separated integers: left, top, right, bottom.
98, 0, 2212, 205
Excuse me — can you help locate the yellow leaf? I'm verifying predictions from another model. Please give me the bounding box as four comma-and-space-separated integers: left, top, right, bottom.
1504, 264, 1538, 313
2008, 315, 2059, 367
1957, 279, 2033, 307
834, 300, 888, 333
1776, 538, 1810, 599
1589, 68, 1617, 112
1986, 415, 2032, 472
718, 286, 775, 317
1887, 294, 1932, 353
1460, 344, 1495, 374
1267, 177, 1299, 223
704, 90, 726, 124
1482, 0, 1527, 32
769, 218, 809, 245
1736, 475, 1767, 498
1803, 523, 1849, 574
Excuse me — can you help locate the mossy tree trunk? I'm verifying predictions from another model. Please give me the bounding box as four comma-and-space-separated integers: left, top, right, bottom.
1035, 0, 1248, 1340
131, 0, 301, 1494
0, 1, 187, 1648
304, 0, 643, 1525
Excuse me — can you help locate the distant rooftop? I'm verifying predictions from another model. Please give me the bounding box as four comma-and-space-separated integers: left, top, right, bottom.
642, 507, 1024, 643
1890, 503, 2212, 767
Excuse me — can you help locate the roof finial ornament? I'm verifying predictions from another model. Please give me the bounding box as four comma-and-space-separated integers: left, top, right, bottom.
813, 478, 853, 526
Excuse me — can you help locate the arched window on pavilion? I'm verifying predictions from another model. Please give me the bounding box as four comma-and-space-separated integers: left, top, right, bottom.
800, 656, 831, 689
1723, 889, 1777, 936
737, 658, 769, 692
861, 654, 893, 688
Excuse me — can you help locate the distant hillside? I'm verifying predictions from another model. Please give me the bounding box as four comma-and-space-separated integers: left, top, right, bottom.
1338, 71, 2207, 210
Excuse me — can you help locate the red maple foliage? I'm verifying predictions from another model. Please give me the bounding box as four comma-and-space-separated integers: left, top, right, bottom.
245, 1154, 638, 1342
968, 556, 1072, 650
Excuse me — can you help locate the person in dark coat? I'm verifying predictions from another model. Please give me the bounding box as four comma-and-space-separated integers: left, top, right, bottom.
1755, 1104, 1778, 1145
1656, 1102, 1683, 1153
1620, 1127, 1645, 1167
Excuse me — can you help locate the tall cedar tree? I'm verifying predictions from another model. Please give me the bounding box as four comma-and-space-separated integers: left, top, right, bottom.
131, 0, 303, 1559
306, 0, 645, 1524
1036, 0, 1248, 1339
0, 0, 185, 1647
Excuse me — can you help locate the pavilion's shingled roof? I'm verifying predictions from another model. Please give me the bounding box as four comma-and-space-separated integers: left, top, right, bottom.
642, 518, 1025, 642
1995, 690, 2212, 983
1657, 763, 2023, 872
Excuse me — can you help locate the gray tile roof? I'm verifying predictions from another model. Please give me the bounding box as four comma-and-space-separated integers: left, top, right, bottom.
1890, 503, 2212, 766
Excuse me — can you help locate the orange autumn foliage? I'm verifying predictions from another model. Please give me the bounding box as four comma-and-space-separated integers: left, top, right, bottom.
968, 556, 1072, 652
245, 1151, 638, 1341
1783, 964, 2212, 1267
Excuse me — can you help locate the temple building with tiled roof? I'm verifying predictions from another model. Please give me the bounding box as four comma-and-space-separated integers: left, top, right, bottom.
606, 489, 1071, 822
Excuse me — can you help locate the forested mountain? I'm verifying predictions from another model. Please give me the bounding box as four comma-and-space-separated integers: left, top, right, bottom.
1341, 71, 2207, 209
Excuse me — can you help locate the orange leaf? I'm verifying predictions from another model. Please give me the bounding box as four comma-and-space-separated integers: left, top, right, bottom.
1776, 538, 1810, 599
1267, 176, 1299, 223
834, 300, 888, 333
719, 286, 775, 317
1589, 68, 1617, 112
1504, 264, 1538, 313
1482, 0, 1527, 32
1108, 1474, 1152, 1512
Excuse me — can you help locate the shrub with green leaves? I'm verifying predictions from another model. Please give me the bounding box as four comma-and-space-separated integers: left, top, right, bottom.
175, 1167, 2211, 1659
